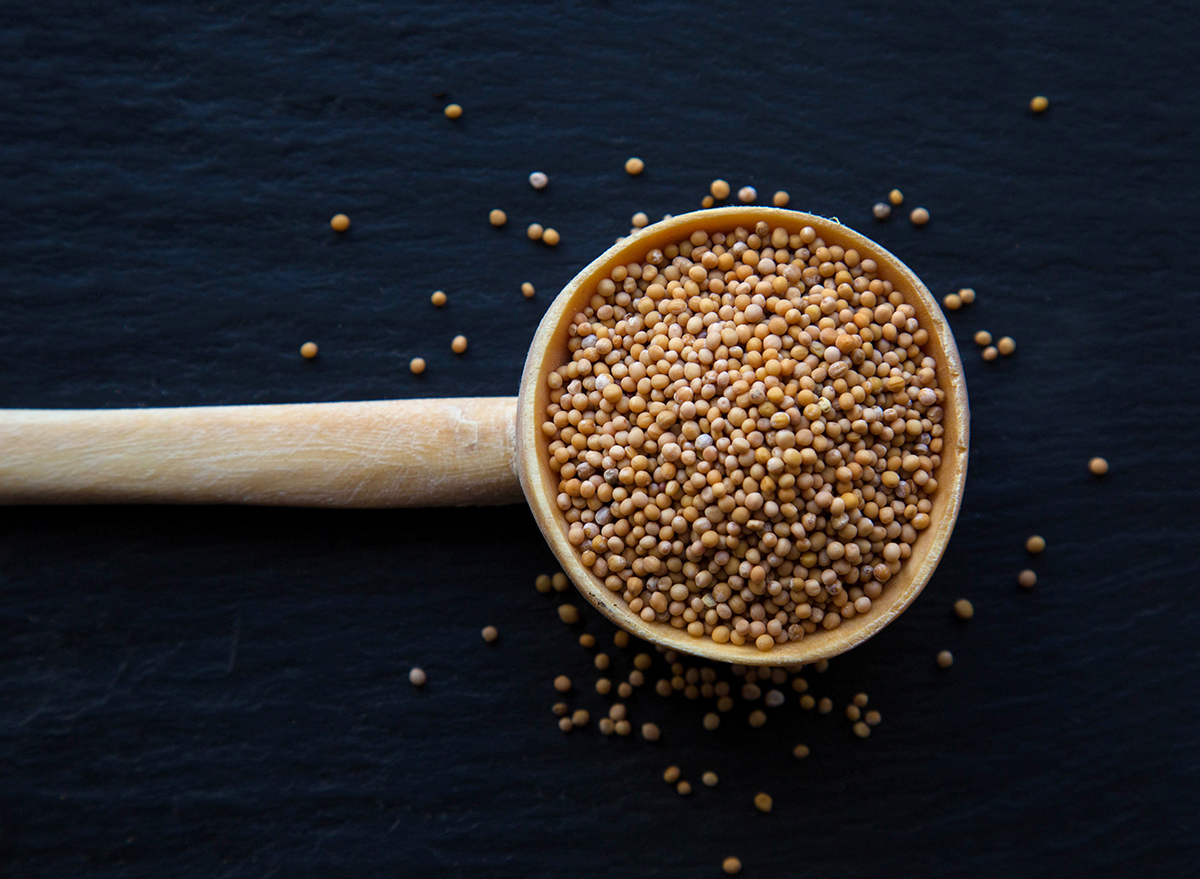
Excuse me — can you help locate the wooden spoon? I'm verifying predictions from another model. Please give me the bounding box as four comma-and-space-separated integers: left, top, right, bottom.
0, 207, 968, 666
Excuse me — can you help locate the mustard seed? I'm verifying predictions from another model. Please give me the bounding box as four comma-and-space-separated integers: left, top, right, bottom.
617, 682, 633, 698
701, 195, 715, 208
1030, 95, 1049, 114
748, 710, 767, 728
451, 335, 468, 354
615, 719, 632, 736
982, 345, 999, 361
754, 792, 773, 813
738, 186, 757, 203
625, 157, 645, 176
910, 207, 930, 226
535, 574, 552, 594
1018, 569, 1037, 588
431, 290, 447, 307
613, 631, 630, 649
330, 214, 350, 232
943, 293, 962, 311
408, 667, 426, 687
599, 717, 615, 735
552, 573, 569, 592
642, 723, 661, 741
663, 765, 681, 783
852, 692, 869, 708
521, 282, 535, 299
527, 223, 543, 241
865, 709, 882, 726
792, 678, 808, 693
817, 698, 832, 714
954, 598, 974, 620
676, 780, 692, 795
702, 770, 718, 787
552, 702, 569, 716
799, 695, 815, 710
608, 703, 626, 721
631, 211, 649, 228
888, 189, 904, 205
443, 103, 462, 119
974, 330, 993, 347
554, 675, 572, 693
481, 625, 499, 643
656, 679, 673, 697
846, 705, 861, 721
958, 287, 976, 304
409, 357, 427, 375
558, 717, 573, 732
853, 721, 871, 738
596, 677, 612, 695
723, 856, 742, 875
300, 342, 318, 359
633, 653, 652, 671
773, 190, 790, 207
628, 670, 645, 687
1088, 457, 1109, 476
558, 605, 580, 625
579, 633, 596, 648
542, 228, 561, 246
793, 744, 810, 759
703, 712, 720, 731
594, 652, 610, 670
529, 171, 549, 190
489, 209, 507, 227
1026, 535, 1046, 554
710, 179, 730, 199
764, 689, 785, 708
873, 202, 891, 220
936, 650, 954, 669
572, 709, 590, 727
815, 661, 830, 674
997, 336, 1016, 356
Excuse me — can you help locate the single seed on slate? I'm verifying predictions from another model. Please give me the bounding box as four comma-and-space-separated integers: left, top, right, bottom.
625, 157, 645, 176
553, 675, 571, 693
754, 793, 773, 813
617, 682, 633, 698
300, 342, 318, 359
959, 287, 976, 304
701, 195, 714, 208
676, 780, 692, 795
409, 358, 426, 375
551, 573, 569, 592
534, 574, 552, 594
594, 653, 610, 670
853, 693, 869, 708
773, 190, 790, 207
631, 212, 649, 228
853, 721, 871, 738
889, 189, 904, 205
408, 667, 427, 687
738, 186, 757, 203
1089, 457, 1109, 476
527, 223, 544, 240
974, 330, 993, 347
558, 717, 574, 732
764, 690, 785, 708
558, 605, 580, 624
723, 857, 742, 875
846, 705, 861, 721
613, 631, 630, 649
481, 626, 498, 643
982, 345, 999, 361
703, 712, 720, 731
598, 718, 615, 735
628, 670, 644, 687
608, 704, 626, 721
873, 202, 892, 219
451, 335, 468, 354
572, 709, 590, 727
954, 599, 975, 620
799, 695, 815, 710
910, 207, 930, 225
529, 171, 549, 189
542, 228, 560, 246
710, 179, 731, 199
997, 336, 1016, 355
431, 290, 447, 306
615, 720, 632, 736
596, 678, 612, 695
579, 633, 596, 648
656, 680, 672, 697
1018, 569, 1038, 588
489, 209, 507, 227
1030, 95, 1049, 113
443, 103, 462, 119
865, 710, 882, 726
815, 661, 829, 673
792, 678, 808, 693
642, 723, 661, 742
943, 293, 962, 311
663, 765, 681, 783
633, 653, 652, 671
748, 710, 767, 728
937, 650, 954, 669
793, 744, 810, 759
521, 282, 535, 298
1026, 535, 1046, 554
552, 702, 568, 716
330, 214, 350, 232
817, 698, 833, 714
702, 771, 719, 787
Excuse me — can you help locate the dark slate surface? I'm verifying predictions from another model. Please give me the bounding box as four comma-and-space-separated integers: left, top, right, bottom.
2, 2, 1199, 876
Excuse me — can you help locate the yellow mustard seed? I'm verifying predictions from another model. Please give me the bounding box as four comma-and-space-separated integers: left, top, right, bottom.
676, 780, 692, 795
702, 771, 719, 787
663, 765, 681, 783
631, 212, 649, 228
853, 721, 871, 738
710, 179, 730, 199
300, 342, 318, 359
1026, 535, 1046, 554
628, 670, 645, 687
594, 652, 610, 670
598, 717, 615, 735
910, 207, 930, 225
553, 675, 571, 693
608, 704, 626, 721
723, 857, 742, 875
558, 605, 580, 625
617, 682, 633, 699
451, 335, 468, 354
571, 709, 590, 727
558, 716, 573, 732
443, 103, 462, 119
1089, 456, 1109, 476
888, 188, 904, 205
738, 186, 757, 204
703, 712, 720, 731
613, 631, 630, 649
552, 702, 568, 716
793, 744, 810, 759
817, 698, 833, 714
873, 202, 891, 220
772, 190, 790, 207
846, 705, 861, 721
815, 661, 830, 673
551, 573, 569, 592
853, 693, 869, 708
595, 677, 612, 695
748, 710, 767, 728
1030, 95, 1049, 114
408, 667, 426, 687
799, 695, 815, 710
431, 290, 447, 307
959, 287, 976, 304
1018, 569, 1038, 589
526, 223, 543, 241
633, 653, 652, 671
481, 625, 498, 643
997, 336, 1016, 355
792, 678, 808, 693
579, 633, 596, 648
754, 792, 773, 813
521, 282, 535, 298
943, 293, 962, 311
982, 345, 999, 361
542, 227, 561, 246
330, 214, 350, 232
642, 723, 661, 742
534, 574, 552, 594
615, 719, 632, 736
528, 171, 549, 190
954, 598, 975, 620
937, 650, 954, 669
865, 710, 882, 726
974, 330, 993, 347
701, 195, 715, 208
488, 209, 506, 227
625, 157, 645, 176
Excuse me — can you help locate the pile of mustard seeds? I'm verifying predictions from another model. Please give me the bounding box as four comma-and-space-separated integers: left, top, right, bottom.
541, 221, 945, 652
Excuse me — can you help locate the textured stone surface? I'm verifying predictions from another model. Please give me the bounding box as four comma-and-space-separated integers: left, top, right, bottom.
2, 1, 1198, 876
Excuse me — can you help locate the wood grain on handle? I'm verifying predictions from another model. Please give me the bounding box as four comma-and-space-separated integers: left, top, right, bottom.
0, 397, 522, 507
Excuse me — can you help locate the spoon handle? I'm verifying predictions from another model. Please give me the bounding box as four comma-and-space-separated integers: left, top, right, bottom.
0, 397, 522, 507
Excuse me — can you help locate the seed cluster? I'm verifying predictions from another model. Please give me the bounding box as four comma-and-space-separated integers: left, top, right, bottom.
542, 222, 947, 651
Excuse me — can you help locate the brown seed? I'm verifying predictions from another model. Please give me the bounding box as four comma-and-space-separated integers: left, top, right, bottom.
521, 282, 535, 298
1026, 535, 1046, 554
633, 653, 652, 671
481, 625, 499, 643
702, 771, 719, 787
865, 710, 882, 726
753, 792, 773, 813
997, 336, 1016, 355
571, 709, 590, 727
553, 675, 571, 693
625, 157, 645, 176
551, 573, 569, 592
701, 195, 715, 208
910, 207, 930, 225
488, 209, 507, 227
958, 287, 976, 304
817, 698, 832, 714
595, 677, 612, 695
594, 652, 610, 670
430, 290, 447, 307
408, 667, 426, 687
526, 223, 544, 241
608, 703, 626, 721
748, 710, 767, 728
799, 695, 815, 710
663, 765, 681, 783
982, 345, 999, 361
1018, 569, 1038, 589
558, 717, 573, 732
936, 650, 954, 669
552, 702, 569, 716
974, 330, 993, 347
534, 574, 552, 594
617, 682, 633, 699
853, 693, 869, 708
853, 721, 871, 738
793, 744, 810, 759
676, 780, 692, 796
598, 717, 615, 735
703, 712, 720, 731
722, 857, 742, 875
613, 631, 630, 649
943, 293, 962, 311
954, 598, 975, 620
330, 214, 350, 232
888, 188, 904, 205
772, 190, 790, 207
443, 103, 463, 119
451, 335, 468, 354
614, 720, 632, 736
579, 633, 596, 648
642, 723, 661, 741
542, 227, 561, 246
738, 186, 757, 204
710, 179, 731, 199
558, 605, 581, 625
528, 171, 549, 190
299, 342, 318, 359
1088, 457, 1109, 476
845, 705, 861, 721
1030, 95, 1049, 114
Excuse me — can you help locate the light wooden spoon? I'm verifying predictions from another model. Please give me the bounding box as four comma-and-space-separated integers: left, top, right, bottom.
0, 207, 968, 666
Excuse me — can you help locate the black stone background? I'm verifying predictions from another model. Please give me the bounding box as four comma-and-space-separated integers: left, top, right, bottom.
2, 2, 1198, 877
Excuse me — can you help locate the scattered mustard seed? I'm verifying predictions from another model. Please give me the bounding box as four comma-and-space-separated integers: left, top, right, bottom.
300, 342, 318, 359
959, 287, 976, 304
553, 675, 572, 693
710, 179, 731, 199
701, 195, 715, 208
817, 698, 833, 715
551, 573, 569, 592
852, 693, 869, 708
572, 709, 590, 727
489, 209, 507, 227
625, 157, 645, 176
1088, 457, 1109, 476
614, 719, 632, 736
642, 723, 661, 742
737, 185, 757, 204
613, 631, 630, 649
873, 202, 892, 220
431, 290, 447, 307
408, 667, 427, 687
526, 223, 544, 241
853, 721, 871, 738
997, 336, 1016, 356
888, 189, 904, 205
748, 710, 767, 728
1030, 95, 1049, 114
1026, 535, 1046, 554
579, 633, 596, 648
633, 653, 652, 671
330, 214, 350, 233
663, 765, 681, 783
754, 793, 773, 813
598, 717, 615, 735
910, 207, 930, 226
937, 650, 954, 669
815, 661, 830, 673
974, 330, 993, 347
982, 345, 999, 361
954, 598, 975, 620
558, 605, 580, 625
1018, 569, 1038, 589
542, 228, 561, 246
631, 211, 649, 228
703, 712, 720, 731
535, 574, 552, 594
723, 857, 742, 875
676, 780, 692, 796
552, 702, 569, 716
943, 293, 962, 311
865, 709, 882, 726
443, 103, 462, 119
628, 670, 645, 687
608, 703, 627, 721
521, 282, 535, 299
793, 744, 810, 759
451, 335, 468, 354
617, 682, 633, 698
846, 705, 861, 721
702, 771, 719, 787
529, 171, 549, 190
799, 695, 815, 710
773, 190, 790, 207
792, 678, 808, 693
481, 625, 499, 643
596, 677, 612, 695
764, 689, 785, 708
594, 653, 610, 671
558, 717, 574, 732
